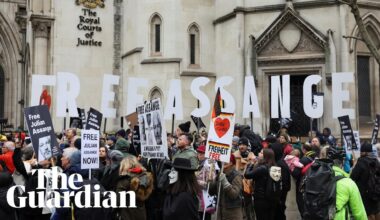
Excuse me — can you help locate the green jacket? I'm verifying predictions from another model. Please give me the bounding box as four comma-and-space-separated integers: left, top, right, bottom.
333, 166, 367, 220
172, 146, 199, 170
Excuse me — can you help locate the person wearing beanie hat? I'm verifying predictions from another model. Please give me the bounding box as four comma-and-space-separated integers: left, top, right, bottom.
351, 142, 380, 218
209, 153, 243, 220
176, 121, 191, 137
115, 129, 130, 157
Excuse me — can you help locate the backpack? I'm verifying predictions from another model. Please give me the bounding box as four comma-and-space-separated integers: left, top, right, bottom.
366, 159, 380, 201
302, 159, 345, 220
265, 165, 282, 201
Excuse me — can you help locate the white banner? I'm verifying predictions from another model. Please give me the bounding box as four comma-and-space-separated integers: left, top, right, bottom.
81, 130, 100, 169
137, 98, 168, 158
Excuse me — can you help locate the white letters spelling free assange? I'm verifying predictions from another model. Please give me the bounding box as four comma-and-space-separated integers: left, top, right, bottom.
31, 72, 356, 120
6, 167, 136, 208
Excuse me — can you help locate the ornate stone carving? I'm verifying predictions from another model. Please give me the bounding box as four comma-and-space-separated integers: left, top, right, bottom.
255, 8, 327, 54
76, 0, 105, 9
32, 21, 51, 38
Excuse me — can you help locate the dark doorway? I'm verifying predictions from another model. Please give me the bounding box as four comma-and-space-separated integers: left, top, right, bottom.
357, 56, 371, 123
269, 74, 318, 137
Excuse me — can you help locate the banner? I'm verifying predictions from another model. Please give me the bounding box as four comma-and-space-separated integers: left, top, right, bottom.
85, 108, 103, 130
137, 98, 168, 158
78, 108, 86, 129
338, 115, 357, 151
191, 115, 206, 130
371, 114, 380, 145
24, 105, 59, 161
81, 129, 100, 169
132, 125, 141, 154
205, 88, 235, 163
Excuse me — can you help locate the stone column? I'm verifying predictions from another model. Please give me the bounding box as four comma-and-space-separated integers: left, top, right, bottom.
31, 20, 51, 75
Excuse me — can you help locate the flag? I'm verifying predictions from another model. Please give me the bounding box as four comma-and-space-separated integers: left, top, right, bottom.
211, 88, 222, 119
191, 115, 206, 129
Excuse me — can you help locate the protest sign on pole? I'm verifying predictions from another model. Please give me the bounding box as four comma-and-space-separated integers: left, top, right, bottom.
24, 105, 59, 162
338, 115, 357, 153
132, 125, 141, 154
371, 114, 380, 145
205, 88, 235, 163
81, 129, 100, 169
85, 108, 103, 130
78, 108, 86, 129
137, 98, 168, 158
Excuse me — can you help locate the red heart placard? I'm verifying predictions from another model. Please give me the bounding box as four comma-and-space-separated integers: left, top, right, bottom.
214, 117, 230, 138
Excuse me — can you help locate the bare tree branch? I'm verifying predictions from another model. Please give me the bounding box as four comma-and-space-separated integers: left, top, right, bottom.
343, 35, 363, 41
348, 2, 380, 65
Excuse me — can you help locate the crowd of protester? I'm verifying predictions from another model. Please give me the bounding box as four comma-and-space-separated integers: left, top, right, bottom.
0, 121, 380, 220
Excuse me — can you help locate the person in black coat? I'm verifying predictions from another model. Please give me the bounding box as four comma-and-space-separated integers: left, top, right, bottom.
351, 143, 380, 219
291, 144, 316, 217
0, 172, 16, 220
245, 148, 278, 220
163, 158, 200, 220
270, 143, 291, 220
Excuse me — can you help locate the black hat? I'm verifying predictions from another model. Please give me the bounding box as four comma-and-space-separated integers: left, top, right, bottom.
74, 138, 81, 149
238, 137, 249, 146
116, 129, 126, 138
361, 143, 373, 153
327, 146, 345, 161
172, 157, 197, 171
178, 121, 191, 133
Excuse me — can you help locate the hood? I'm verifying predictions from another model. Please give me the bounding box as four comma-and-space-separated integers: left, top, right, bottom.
333, 166, 349, 177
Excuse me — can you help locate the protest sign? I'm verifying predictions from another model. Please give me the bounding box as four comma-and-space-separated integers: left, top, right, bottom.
69, 117, 82, 129
81, 129, 100, 169
371, 114, 380, 145
191, 115, 206, 130
78, 108, 86, 128
24, 105, 59, 161
126, 112, 138, 128
132, 125, 141, 154
137, 98, 168, 158
85, 108, 103, 130
205, 88, 235, 163
338, 115, 357, 152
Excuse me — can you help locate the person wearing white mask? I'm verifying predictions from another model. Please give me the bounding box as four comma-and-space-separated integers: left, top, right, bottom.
163, 157, 200, 220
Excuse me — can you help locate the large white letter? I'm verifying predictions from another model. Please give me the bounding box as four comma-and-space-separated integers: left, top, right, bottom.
271, 75, 290, 118
243, 76, 260, 118
303, 75, 323, 118
56, 72, 80, 117
31, 75, 56, 106
101, 74, 120, 118
7, 185, 26, 208
215, 76, 235, 113
164, 79, 183, 120
126, 78, 148, 115
190, 77, 210, 117
332, 72, 355, 118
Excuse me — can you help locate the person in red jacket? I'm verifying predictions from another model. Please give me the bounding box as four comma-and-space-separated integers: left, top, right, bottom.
0, 141, 15, 173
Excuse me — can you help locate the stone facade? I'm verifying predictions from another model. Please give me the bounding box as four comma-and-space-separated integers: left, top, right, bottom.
0, 0, 379, 138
